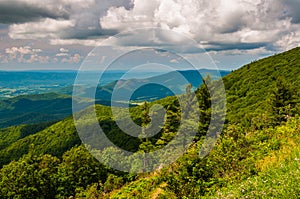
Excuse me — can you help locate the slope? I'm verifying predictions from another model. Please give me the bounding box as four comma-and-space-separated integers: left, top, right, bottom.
224, 47, 300, 125
58, 69, 229, 102
0, 93, 83, 128
0, 48, 299, 198
102, 47, 300, 198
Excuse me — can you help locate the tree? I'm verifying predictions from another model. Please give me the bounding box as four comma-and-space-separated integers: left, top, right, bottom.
0, 148, 60, 199
138, 102, 155, 172
179, 84, 199, 148
196, 76, 212, 140
56, 145, 108, 198
269, 78, 296, 125
155, 102, 180, 148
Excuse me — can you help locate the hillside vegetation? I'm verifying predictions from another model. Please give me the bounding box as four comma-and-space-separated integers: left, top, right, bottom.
0, 93, 75, 128
0, 69, 229, 128
0, 47, 299, 198
224, 48, 300, 125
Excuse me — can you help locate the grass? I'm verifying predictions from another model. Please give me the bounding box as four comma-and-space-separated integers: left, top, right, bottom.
210, 117, 300, 198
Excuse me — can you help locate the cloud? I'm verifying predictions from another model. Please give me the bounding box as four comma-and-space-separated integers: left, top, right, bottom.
0, 0, 69, 24
275, 26, 300, 51
6, 0, 132, 42
3, 0, 300, 53
99, 0, 300, 52
2, 45, 82, 64
61, 53, 82, 63
285, 0, 300, 24
170, 59, 179, 63
27, 54, 50, 64
4, 46, 50, 63
49, 38, 105, 46
9, 18, 75, 39
5, 46, 39, 55
59, 48, 69, 53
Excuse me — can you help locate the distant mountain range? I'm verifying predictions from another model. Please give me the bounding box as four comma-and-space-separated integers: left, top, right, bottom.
0, 48, 300, 198
0, 70, 123, 98
0, 69, 229, 99
0, 69, 230, 128
65, 69, 231, 101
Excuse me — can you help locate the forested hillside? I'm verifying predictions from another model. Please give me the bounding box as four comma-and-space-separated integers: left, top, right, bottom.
0, 69, 229, 128
224, 48, 300, 126
0, 47, 299, 198
0, 93, 74, 128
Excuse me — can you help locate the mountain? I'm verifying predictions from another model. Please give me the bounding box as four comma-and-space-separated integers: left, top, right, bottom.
0, 96, 177, 166
223, 47, 300, 125
0, 92, 131, 128
105, 47, 300, 198
0, 93, 72, 128
107, 69, 230, 101
0, 93, 82, 128
74, 69, 230, 102
0, 70, 166, 98
0, 48, 299, 198
0, 69, 229, 128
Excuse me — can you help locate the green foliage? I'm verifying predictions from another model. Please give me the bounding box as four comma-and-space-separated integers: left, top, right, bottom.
0, 150, 60, 199
105, 48, 300, 198
0, 145, 109, 199
223, 47, 300, 127
268, 77, 297, 125
0, 117, 81, 167
0, 93, 74, 128
0, 122, 55, 150
195, 77, 212, 140
103, 174, 124, 193
1, 47, 300, 198
56, 145, 108, 198
210, 117, 300, 198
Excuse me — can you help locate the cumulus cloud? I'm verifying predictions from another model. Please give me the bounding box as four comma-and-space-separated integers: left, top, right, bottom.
4, 46, 49, 63
27, 54, 50, 64
275, 26, 300, 51
5, 0, 132, 42
3, 0, 300, 53
49, 38, 104, 46
100, 0, 300, 51
9, 18, 75, 39
61, 53, 82, 63
55, 48, 70, 57
5, 46, 42, 55
2, 45, 82, 64
59, 48, 69, 53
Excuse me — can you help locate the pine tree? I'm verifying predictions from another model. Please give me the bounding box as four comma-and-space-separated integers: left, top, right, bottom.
196, 76, 212, 140
138, 102, 154, 172
269, 78, 296, 125
179, 84, 199, 149
156, 102, 180, 148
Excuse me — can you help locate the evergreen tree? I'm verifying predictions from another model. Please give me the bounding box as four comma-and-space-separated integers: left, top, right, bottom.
138, 102, 154, 172
155, 103, 180, 148
196, 76, 212, 140
269, 78, 296, 125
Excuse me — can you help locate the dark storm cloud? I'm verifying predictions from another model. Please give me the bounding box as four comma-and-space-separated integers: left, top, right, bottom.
0, 1, 69, 24
205, 42, 268, 52
5, 0, 133, 42
285, 0, 300, 24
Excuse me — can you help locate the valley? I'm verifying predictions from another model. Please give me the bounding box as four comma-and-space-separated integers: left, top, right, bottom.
0, 47, 299, 198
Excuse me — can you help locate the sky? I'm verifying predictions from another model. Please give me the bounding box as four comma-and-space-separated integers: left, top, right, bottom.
0, 0, 300, 71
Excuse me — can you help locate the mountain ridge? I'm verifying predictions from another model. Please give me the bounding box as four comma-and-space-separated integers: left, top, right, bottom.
0, 48, 299, 198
